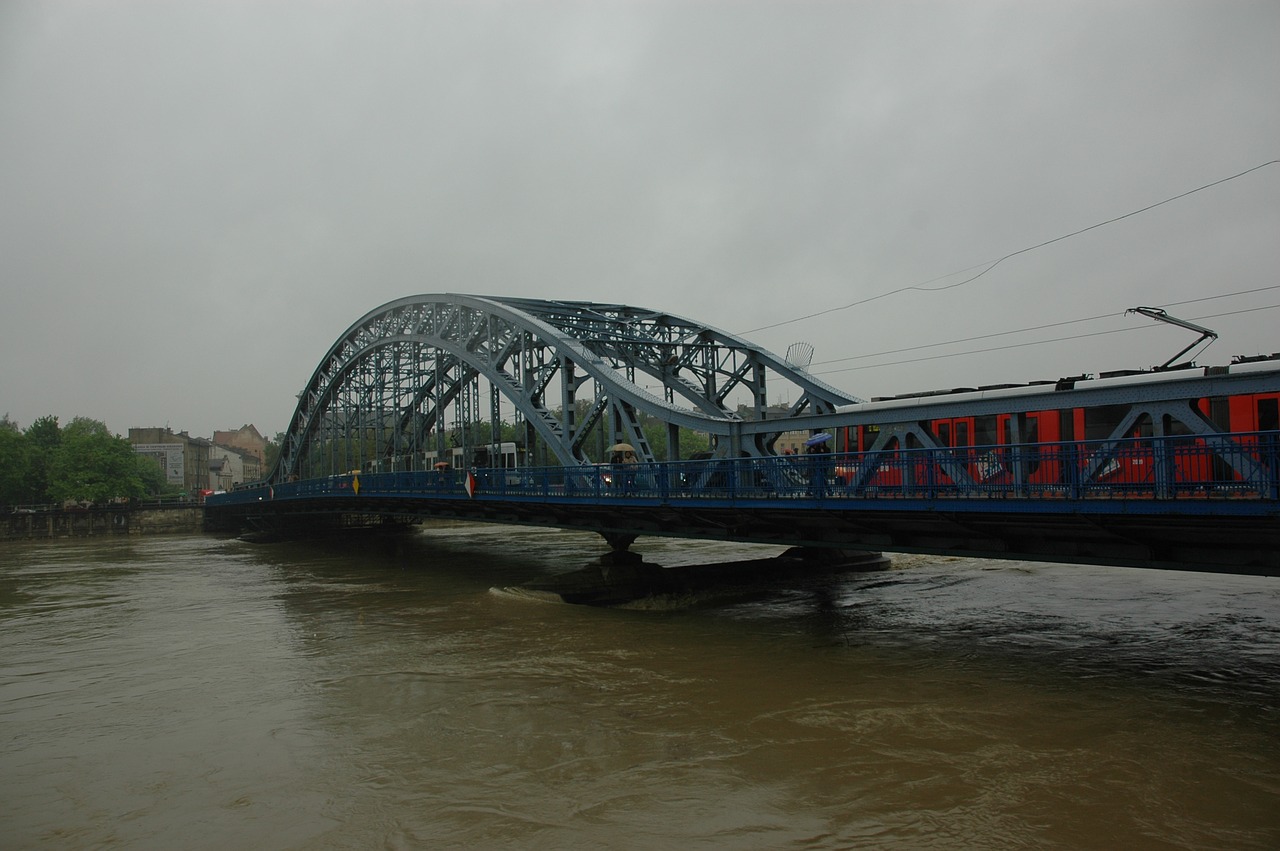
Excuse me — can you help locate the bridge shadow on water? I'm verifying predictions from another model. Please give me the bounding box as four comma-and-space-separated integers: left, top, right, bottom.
507, 545, 891, 607
233, 519, 892, 609
229, 521, 1280, 711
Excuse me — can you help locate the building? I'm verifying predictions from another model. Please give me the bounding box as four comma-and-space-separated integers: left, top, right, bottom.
734, 403, 813, 456
212, 424, 268, 464
129, 428, 212, 493
209, 443, 262, 490
774, 429, 810, 456
209, 454, 232, 493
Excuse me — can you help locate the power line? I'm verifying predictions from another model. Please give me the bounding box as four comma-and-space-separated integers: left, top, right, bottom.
811, 312, 1120, 366
812, 302, 1280, 376
1161, 283, 1280, 309
812, 283, 1280, 367
740, 160, 1280, 336
1180, 303, 1280, 325
812, 325, 1149, 376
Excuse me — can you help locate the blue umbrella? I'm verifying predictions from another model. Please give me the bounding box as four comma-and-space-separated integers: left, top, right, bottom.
804, 432, 832, 446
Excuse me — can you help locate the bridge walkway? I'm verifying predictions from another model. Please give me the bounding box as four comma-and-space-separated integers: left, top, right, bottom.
208, 437, 1280, 576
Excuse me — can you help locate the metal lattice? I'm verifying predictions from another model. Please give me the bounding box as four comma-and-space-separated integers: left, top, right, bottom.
272, 294, 861, 483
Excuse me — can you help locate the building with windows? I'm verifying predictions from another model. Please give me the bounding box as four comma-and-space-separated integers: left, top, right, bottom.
212, 424, 268, 464
209, 443, 262, 490
129, 427, 212, 493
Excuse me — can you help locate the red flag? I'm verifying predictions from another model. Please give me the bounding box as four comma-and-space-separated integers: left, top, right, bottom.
465, 472, 477, 498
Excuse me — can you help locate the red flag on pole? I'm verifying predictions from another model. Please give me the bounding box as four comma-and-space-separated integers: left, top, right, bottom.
465, 472, 477, 498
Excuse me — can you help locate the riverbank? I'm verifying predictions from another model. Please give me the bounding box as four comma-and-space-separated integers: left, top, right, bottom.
2, 505, 204, 541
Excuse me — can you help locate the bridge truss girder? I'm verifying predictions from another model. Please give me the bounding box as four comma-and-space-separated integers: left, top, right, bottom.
828, 370, 1279, 499
273, 294, 861, 483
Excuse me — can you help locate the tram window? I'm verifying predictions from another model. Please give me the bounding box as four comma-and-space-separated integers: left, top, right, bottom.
955, 421, 969, 448
1059, 409, 1075, 442
936, 422, 951, 447
1209, 397, 1231, 430
999, 416, 1036, 444
1023, 418, 1042, 475
1084, 404, 1127, 441
974, 416, 997, 448
1260, 398, 1280, 432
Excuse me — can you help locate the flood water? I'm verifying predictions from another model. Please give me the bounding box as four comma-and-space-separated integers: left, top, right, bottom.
2, 524, 1278, 849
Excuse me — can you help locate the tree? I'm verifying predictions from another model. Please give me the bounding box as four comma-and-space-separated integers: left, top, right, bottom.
262, 432, 285, 474
23, 414, 60, 501
134, 452, 174, 497
0, 419, 33, 505
47, 417, 147, 504
25, 414, 60, 447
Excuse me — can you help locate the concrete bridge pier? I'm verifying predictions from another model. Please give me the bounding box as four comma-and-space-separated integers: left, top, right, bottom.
601, 531, 638, 552
512, 545, 890, 606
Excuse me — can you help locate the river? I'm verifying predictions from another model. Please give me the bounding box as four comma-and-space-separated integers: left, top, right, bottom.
2, 524, 1278, 849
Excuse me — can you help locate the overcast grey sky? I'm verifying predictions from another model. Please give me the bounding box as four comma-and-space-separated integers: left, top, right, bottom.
2, 0, 1277, 438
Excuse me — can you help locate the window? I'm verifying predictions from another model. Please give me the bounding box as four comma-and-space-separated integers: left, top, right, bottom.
1259, 398, 1279, 432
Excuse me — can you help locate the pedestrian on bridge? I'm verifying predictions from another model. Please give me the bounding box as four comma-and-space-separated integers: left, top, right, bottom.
806, 433, 833, 498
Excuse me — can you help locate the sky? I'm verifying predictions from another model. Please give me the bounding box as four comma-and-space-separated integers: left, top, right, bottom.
1, 0, 1277, 439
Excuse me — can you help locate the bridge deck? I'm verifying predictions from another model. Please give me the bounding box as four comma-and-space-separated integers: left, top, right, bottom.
208, 438, 1280, 576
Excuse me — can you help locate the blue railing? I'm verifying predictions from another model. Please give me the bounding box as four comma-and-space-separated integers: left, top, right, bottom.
211, 432, 1280, 507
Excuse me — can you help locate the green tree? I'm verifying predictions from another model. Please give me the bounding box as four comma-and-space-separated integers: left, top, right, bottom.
47, 417, 147, 504
262, 432, 285, 474
639, 414, 711, 462
25, 414, 61, 447
134, 452, 174, 497
0, 415, 33, 505
23, 414, 60, 502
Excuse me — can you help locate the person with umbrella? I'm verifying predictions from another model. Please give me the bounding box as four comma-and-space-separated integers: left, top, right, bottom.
433, 460, 452, 492
608, 443, 638, 493
805, 432, 833, 497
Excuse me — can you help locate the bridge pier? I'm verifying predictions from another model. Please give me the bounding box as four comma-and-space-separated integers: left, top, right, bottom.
601, 531, 638, 552
510, 546, 890, 606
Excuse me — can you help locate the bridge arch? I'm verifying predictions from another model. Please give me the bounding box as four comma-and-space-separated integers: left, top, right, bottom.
272, 294, 861, 483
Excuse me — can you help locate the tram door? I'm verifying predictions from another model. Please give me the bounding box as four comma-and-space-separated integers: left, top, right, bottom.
929, 417, 972, 484
1261, 397, 1280, 432
1222, 393, 1280, 486
993, 412, 1056, 484
1227, 393, 1280, 433
847, 424, 906, 488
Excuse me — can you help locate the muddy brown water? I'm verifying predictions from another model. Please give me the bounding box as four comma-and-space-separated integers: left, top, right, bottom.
2, 525, 1277, 849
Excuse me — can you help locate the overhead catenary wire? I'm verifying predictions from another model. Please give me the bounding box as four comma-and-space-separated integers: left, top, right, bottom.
811, 311, 1120, 366
739, 160, 1280, 336
811, 302, 1280, 377
810, 283, 1280, 367
1160, 284, 1280, 310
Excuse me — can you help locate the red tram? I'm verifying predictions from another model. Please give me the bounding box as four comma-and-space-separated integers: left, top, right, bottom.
833, 356, 1280, 492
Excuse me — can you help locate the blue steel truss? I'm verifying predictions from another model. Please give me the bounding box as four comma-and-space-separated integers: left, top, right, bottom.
243, 433, 1280, 506
211, 434, 1280, 573
274, 294, 861, 483
213, 294, 1280, 573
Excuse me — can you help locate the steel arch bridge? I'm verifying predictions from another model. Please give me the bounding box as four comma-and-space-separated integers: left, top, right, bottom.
210, 294, 1280, 576
274, 294, 858, 483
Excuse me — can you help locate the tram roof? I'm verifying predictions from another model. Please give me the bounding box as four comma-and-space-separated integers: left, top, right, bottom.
833, 354, 1280, 421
